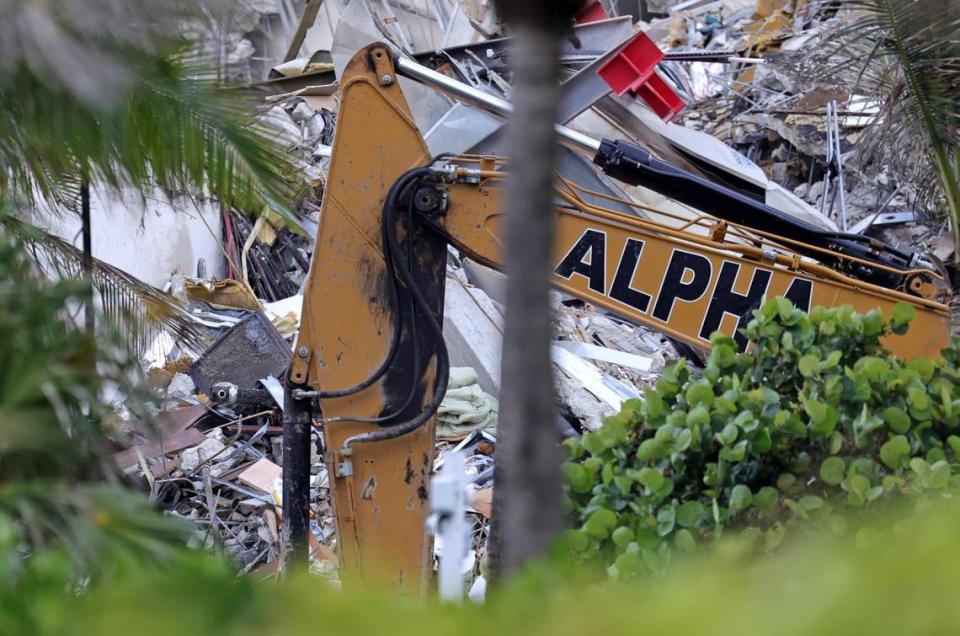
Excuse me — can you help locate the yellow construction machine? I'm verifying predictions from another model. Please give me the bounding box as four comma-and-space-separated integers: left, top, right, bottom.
280, 43, 951, 595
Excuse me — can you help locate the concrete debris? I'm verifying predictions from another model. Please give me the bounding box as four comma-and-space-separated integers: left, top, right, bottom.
260, 106, 303, 147
179, 434, 227, 473
117, 363, 335, 579
443, 274, 504, 396
656, 0, 941, 243
263, 294, 303, 338
166, 373, 196, 401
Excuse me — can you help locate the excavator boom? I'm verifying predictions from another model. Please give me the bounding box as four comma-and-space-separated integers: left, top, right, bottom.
287, 43, 951, 593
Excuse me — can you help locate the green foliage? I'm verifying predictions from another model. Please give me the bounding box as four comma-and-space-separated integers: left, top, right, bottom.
0, 0, 307, 355
818, 0, 960, 246
563, 298, 960, 578
6, 499, 960, 634
0, 227, 192, 577
0, 0, 305, 217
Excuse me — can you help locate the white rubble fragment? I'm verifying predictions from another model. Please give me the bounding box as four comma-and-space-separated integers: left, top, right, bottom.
180, 436, 227, 473
552, 346, 624, 411
238, 0, 283, 15
167, 373, 196, 398
583, 314, 676, 376
552, 340, 653, 372
260, 106, 302, 147
143, 331, 176, 370
272, 58, 309, 77
468, 575, 487, 603
226, 38, 256, 66
443, 276, 503, 396
290, 101, 315, 124
304, 115, 326, 142
304, 162, 326, 181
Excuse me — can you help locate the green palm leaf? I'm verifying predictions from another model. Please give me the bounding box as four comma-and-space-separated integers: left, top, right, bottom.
0, 223, 194, 576
0, 0, 307, 220
3, 215, 206, 355
814, 0, 960, 247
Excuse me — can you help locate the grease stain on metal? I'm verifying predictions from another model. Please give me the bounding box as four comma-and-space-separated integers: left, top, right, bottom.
362, 475, 377, 500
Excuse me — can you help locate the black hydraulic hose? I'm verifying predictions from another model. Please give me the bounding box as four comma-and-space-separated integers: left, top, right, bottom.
340, 172, 450, 452
593, 139, 915, 287
324, 187, 424, 424
312, 167, 433, 398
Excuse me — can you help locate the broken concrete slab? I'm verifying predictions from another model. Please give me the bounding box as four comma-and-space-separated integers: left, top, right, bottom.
180, 434, 228, 473
443, 276, 503, 397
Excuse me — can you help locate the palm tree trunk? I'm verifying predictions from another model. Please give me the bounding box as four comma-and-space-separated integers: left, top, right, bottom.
488, 3, 577, 582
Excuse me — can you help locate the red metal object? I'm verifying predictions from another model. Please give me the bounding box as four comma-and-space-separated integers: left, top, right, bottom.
635, 71, 685, 121
597, 32, 685, 121
576, 1, 609, 23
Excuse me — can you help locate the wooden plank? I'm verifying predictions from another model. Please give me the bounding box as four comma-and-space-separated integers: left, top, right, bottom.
471, 488, 493, 518
283, 0, 325, 62
150, 404, 208, 440
113, 428, 206, 471
237, 457, 282, 494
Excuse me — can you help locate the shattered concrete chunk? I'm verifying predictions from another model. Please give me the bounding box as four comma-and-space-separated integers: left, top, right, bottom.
443, 276, 503, 396
166, 373, 196, 399
179, 436, 227, 473
290, 101, 315, 124
260, 106, 302, 147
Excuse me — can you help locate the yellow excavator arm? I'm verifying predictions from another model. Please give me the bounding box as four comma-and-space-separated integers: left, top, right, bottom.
283, 43, 951, 594
437, 159, 949, 356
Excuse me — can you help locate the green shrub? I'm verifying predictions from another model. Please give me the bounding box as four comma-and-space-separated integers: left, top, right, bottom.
9, 499, 960, 635
563, 298, 960, 578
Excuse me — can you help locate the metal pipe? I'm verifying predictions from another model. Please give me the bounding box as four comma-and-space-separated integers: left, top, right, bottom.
281, 390, 312, 566
395, 55, 602, 154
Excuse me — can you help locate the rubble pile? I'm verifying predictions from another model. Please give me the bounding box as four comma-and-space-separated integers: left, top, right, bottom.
99, 0, 954, 595
120, 291, 334, 579
650, 0, 951, 258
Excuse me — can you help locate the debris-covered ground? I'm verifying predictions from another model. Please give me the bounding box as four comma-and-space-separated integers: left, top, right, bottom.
98, 0, 956, 595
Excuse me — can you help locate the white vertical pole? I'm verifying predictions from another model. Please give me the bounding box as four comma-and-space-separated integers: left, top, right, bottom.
429, 451, 469, 603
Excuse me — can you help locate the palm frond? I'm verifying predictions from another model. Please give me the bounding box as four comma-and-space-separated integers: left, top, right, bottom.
0, 0, 209, 108
0, 1, 307, 222
0, 225, 168, 571
808, 0, 960, 244
125, 58, 309, 219
2, 215, 206, 355
0, 483, 193, 577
